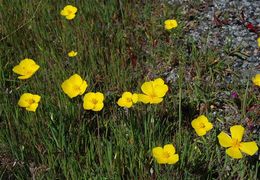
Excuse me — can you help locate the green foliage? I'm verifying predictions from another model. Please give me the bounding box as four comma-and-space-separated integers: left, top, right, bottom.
0, 0, 259, 179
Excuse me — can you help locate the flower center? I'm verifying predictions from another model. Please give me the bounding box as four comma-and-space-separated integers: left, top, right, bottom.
162, 152, 170, 159
27, 99, 35, 105
92, 99, 98, 105
199, 123, 205, 129
232, 139, 240, 148
126, 98, 132, 102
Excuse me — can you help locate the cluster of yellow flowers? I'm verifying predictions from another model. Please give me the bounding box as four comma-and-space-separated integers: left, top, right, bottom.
11, 4, 259, 166
152, 116, 258, 165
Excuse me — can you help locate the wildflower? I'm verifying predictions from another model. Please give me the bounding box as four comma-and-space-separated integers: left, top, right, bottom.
191, 115, 213, 136
18, 93, 41, 112
61, 74, 87, 98
152, 144, 179, 164
60, 5, 77, 20
164, 19, 178, 30
117, 92, 138, 108
12, 58, 40, 80
83, 92, 104, 111
217, 125, 258, 159
137, 78, 168, 104
252, 74, 260, 86
257, 37, 260, 47
68, 51, 77, 57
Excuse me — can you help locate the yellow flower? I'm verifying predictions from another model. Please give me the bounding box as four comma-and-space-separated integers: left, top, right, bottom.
60, 5, 77, 20
117, 92, 138, 108
217, 125, 258, 159
152, 144, 179, 164
164, 19, 178, 30
61, 74, 87, 98
18, 93, 41, 112
257, 37, 260, 47
68, 51, 77, 57
12, 58, 40, 80
137, 78, 168, 104
252, 74, 260, 86
83, 92, 104, 111
191, 115, 213, 136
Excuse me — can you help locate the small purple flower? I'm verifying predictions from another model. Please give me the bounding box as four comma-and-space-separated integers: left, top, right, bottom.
231, 91, 239, 99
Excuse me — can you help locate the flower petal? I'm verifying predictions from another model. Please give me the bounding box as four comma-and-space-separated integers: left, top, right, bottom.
152, 147, 164, 159
150, 97, 163, 104
154, 84, 168, 97
26, 103, 38, 112
18, 74, 32, 80
163, 144, 175, 155
230, 125, 244, 142
217, 132, 232, 147
93, 103, 104, 111
226, 147, 242, 159
61, 80, 78, 98
168, 154, 179, 164
66, 13, 76, 20
95, 92, 104, 102
239, 142, 258, 156
195, 128, 206, 136
132, 93, 138, 103
141, 82, 153, 96
137, 94, 150, 104
79, 81, 88, 95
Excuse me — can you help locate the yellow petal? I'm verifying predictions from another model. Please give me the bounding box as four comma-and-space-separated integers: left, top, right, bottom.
60, 9, 68, 16
226, 147, 242, 159
156, 157, 168, 164
205, 121, 213, 131
32, 95, 41, 103
132, 93, 138, 103
141, 82, 153, 96
12, 65, 26, 75
153, 78, 165, 85
18, 74, 32, 80
230, 125, 244, 142
217, 132, 232, 147
95, 92, 104, 102
61, 80, 78, 98
137, 94, 150, 104
154, 84, 168, 97
93, 103, 104, 111
122, 92, 132, 98
64, 5, 77, 14
117, 98, 132, 108
26, 103, 38, 112
152, 147, 164, 159
83, 101, 94, 110
66, 13, 76, 20
195, 128, 207, 136
69, 74, 83, 86
168, 154, 179, 164
239, 142, 258, 156
150, 97, 163, 104
163, 144, 175, 155
79, 81, 88, 95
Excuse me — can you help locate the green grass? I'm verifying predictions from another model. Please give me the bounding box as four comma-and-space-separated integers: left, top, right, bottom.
0, 0, 259, 179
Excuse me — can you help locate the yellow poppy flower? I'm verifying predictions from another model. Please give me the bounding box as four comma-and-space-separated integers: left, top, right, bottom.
12, 58, 40, 80
18, 93, 41, 112
83, 92, 104, 111
191, 115, 213, 136
257, 37, 260, 47
164, 19, 178, 30
217, 125, 258, 159
60, 5, 77, 20
68, 51, 77, 57
152, 144, 179, 164
117, 92, 138, 108
61, 74, 87, 98
137, 78, 168, 104
252, 74, 260, 86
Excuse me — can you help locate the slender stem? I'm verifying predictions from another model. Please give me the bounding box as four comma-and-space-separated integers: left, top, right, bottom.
242, 81, 249, 118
